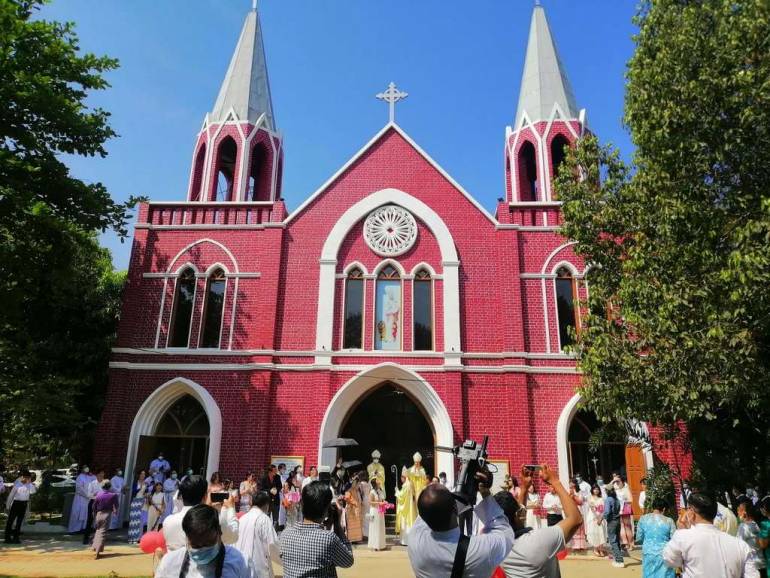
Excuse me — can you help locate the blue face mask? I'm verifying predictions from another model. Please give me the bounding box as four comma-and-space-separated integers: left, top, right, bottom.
189, 544, 220, 566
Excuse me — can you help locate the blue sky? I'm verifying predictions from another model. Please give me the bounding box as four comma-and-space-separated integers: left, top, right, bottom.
41, 0, 638, 270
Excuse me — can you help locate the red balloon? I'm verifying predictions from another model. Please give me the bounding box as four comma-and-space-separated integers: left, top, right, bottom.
139, 530, 166, 554
491, 567, 506, 578
556, 549, 568, 560
236, 511, 246, 519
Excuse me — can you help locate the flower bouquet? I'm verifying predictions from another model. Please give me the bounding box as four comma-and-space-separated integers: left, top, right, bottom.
377, 502, 395, 514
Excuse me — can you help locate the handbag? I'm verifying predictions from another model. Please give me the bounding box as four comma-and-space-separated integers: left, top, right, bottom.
621, 502, 632, 516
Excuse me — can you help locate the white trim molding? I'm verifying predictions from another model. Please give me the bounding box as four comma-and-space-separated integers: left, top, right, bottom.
317, 363, 455, 486
315, 188, 461, 365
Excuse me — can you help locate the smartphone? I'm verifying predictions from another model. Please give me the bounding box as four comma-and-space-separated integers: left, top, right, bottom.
211, 492, 229, 503
523, 465, 542, 471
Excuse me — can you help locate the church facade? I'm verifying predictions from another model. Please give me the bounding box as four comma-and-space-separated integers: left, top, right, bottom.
96, 5, 664, 501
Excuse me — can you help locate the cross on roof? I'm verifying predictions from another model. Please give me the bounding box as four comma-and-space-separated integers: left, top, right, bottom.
376, 82, 408, 124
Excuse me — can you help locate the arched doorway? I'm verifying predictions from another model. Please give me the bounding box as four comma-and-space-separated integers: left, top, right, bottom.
339, 383, 434, 499
135, 395, 210, 478
567, 409, 627, 482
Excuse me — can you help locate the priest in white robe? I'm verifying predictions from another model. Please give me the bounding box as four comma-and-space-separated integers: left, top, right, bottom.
149, 452, 171, 484
235, 491, 281, 578
109, 469, 126, 530
67, 466, 95, 532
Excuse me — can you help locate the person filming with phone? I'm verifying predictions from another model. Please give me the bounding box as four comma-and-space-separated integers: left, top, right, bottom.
279, 481, 354, 578
408, 465, 514, 578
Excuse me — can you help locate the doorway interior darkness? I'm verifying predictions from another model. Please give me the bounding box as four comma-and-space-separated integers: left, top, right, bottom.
136, 395, 210, 478
568, 409, 626, 482
340, 382, 434, 501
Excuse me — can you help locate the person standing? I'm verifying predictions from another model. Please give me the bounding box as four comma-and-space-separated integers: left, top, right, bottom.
128, 470, 149, 544
280, 482, 354, 578
586, 484, 608, 557
147, 482, 166, 532
240, 473, 258, 513
524, 483, 542, 530
367, 478, 386, 551
260, 466, 282, 529
91, 481, 119, 560
148, 452, 170, 484
4, 471, 35, 544
357, 473, 371, 539
543, 485, 564, 527
394, 471, 415, 546
343, 476, 363, 544
664, 493, 758, 578
604, 486, 626, 568
109, 468, 126, 530
68, 465, 95, 533
154, 504, 249, 578
281, 473, 300, 529
162, 471, 179, 522
613, 475, 634, 549
737, 501, 766, 578
83, 469, 106, 545
301, 467, 317, 490
235, 491, 281, 578
636, 497, 676, 578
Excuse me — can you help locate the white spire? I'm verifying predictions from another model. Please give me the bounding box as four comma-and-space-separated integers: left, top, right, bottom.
515, 4, 579, 127
211, 6, 275, 129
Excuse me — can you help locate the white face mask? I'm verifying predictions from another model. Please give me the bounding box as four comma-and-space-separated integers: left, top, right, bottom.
83, 467, 90, 474
117, 470, 123, 476
373, 458, 379, 463
171, 473, 178, 480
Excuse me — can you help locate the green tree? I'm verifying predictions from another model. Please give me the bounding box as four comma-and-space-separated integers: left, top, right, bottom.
555, 0, 770, 492
0, 0, 137, 464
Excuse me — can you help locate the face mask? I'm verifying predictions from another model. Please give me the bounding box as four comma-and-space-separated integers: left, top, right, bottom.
373, 458, 379, 463
188, 544, 219, 566
117, 470, 123, 476
171, 473, 178, 480
83, 467, 90, 474
187, 469, 193, 475
158, 456, 163, 460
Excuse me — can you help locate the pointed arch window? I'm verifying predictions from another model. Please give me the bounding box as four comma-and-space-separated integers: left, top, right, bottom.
190, 144, 206, 201
413, 269, 433, 351
374, 265, 402, 351
519, 141, 538, 201
169, 268, 196, 348
200, 268, 227, 348
550, 135, 570, 198
214, 137, 237, 202
555, 266, 578, 349
247, 144, 267, 202
342, 268, 364, 349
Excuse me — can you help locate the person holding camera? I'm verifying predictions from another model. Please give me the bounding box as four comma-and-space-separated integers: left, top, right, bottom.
279, 481, 354, 578
155, 504, 248, 578
407, 468, 514, 578
494, 464, 583, 578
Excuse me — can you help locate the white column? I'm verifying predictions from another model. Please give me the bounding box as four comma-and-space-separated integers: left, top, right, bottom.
442, 261, 462, 366
314, 259, 337, 365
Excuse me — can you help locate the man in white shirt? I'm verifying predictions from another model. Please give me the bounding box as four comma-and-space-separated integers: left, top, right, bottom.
4, 471, 36, 544
155, 504, 249, 578
542, 487, 563, 527
234, 491, 281, 578
495, 464, 584, 578
83, 469, 106, 545
408, 471, 514, 578
164, 475, 239, 551
663, 493, 759, 578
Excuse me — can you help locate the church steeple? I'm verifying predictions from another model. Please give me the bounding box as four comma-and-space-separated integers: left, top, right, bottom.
515, 4, 579, 127
187, 3, 283, 204
503, 3, 585, 208
211, 4, 275, 130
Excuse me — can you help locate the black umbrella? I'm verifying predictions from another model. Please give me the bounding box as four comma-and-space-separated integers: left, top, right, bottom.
322, 438, 359, 448
341, 460, 364, 471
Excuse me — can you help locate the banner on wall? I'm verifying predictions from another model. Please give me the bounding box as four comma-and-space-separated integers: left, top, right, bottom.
374, 280, 401, 350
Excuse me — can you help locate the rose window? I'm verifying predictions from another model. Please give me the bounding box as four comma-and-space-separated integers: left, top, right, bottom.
363, 205, 418, 257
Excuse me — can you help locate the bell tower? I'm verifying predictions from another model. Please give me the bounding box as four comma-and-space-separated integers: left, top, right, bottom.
187, 3, 282, 203
504, 4, 586, 219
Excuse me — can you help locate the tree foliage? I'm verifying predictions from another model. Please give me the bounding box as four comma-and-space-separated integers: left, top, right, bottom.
0, 0, 136, 465
555, 0, 770, 490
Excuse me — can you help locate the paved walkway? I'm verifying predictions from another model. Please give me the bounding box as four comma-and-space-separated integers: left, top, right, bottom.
0, 535, 643, 577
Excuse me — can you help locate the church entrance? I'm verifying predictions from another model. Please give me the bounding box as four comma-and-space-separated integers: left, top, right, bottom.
135, 395, 210, 478
339, 382, 434, 500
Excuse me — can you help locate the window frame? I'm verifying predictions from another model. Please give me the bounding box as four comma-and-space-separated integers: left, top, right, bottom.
554, 265, 580, 351
167, 267, 198, 349
199, 267, 228, 349
341, 266, 366, 350
411, 268, 435, 352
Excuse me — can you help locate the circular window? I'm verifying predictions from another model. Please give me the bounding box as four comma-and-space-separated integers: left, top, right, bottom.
363, 205, 418, 257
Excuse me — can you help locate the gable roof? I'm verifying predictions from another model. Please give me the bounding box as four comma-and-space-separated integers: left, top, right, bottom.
284, 122, 497, 226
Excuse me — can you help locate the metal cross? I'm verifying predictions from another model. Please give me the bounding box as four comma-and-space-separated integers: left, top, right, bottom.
376, 82, 408, 124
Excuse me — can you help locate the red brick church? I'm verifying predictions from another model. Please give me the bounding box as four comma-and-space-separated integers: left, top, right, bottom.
96, 5, 669, 507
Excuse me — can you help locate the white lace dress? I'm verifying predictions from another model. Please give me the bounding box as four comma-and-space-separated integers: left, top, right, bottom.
367, 488, 386, 551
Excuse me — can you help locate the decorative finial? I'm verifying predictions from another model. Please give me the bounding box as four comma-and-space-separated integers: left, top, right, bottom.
376, 82, 408, 124
252, 0, 258, 11
535, 0, 541, 5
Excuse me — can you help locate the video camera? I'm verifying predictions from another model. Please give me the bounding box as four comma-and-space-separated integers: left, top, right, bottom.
437, 435, 491, 535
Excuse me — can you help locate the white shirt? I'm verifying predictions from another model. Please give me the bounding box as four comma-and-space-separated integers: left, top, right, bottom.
154, 544, 249, 578
663, 523, 759, 578
87, 478, 103, 500
6, 482, 36, 509
407, 495, 514, 578
164, 505, 239, 551
639, 490, 647, 510
542, 492, 563, 515
501, 525, 565, 578
301, 476, 317, 489
234, 507, 280, 578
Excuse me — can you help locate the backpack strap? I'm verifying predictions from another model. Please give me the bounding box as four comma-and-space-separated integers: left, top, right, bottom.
450, 533, 471, 578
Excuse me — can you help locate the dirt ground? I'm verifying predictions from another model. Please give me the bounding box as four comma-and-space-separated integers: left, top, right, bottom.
0, 535, 643, 577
